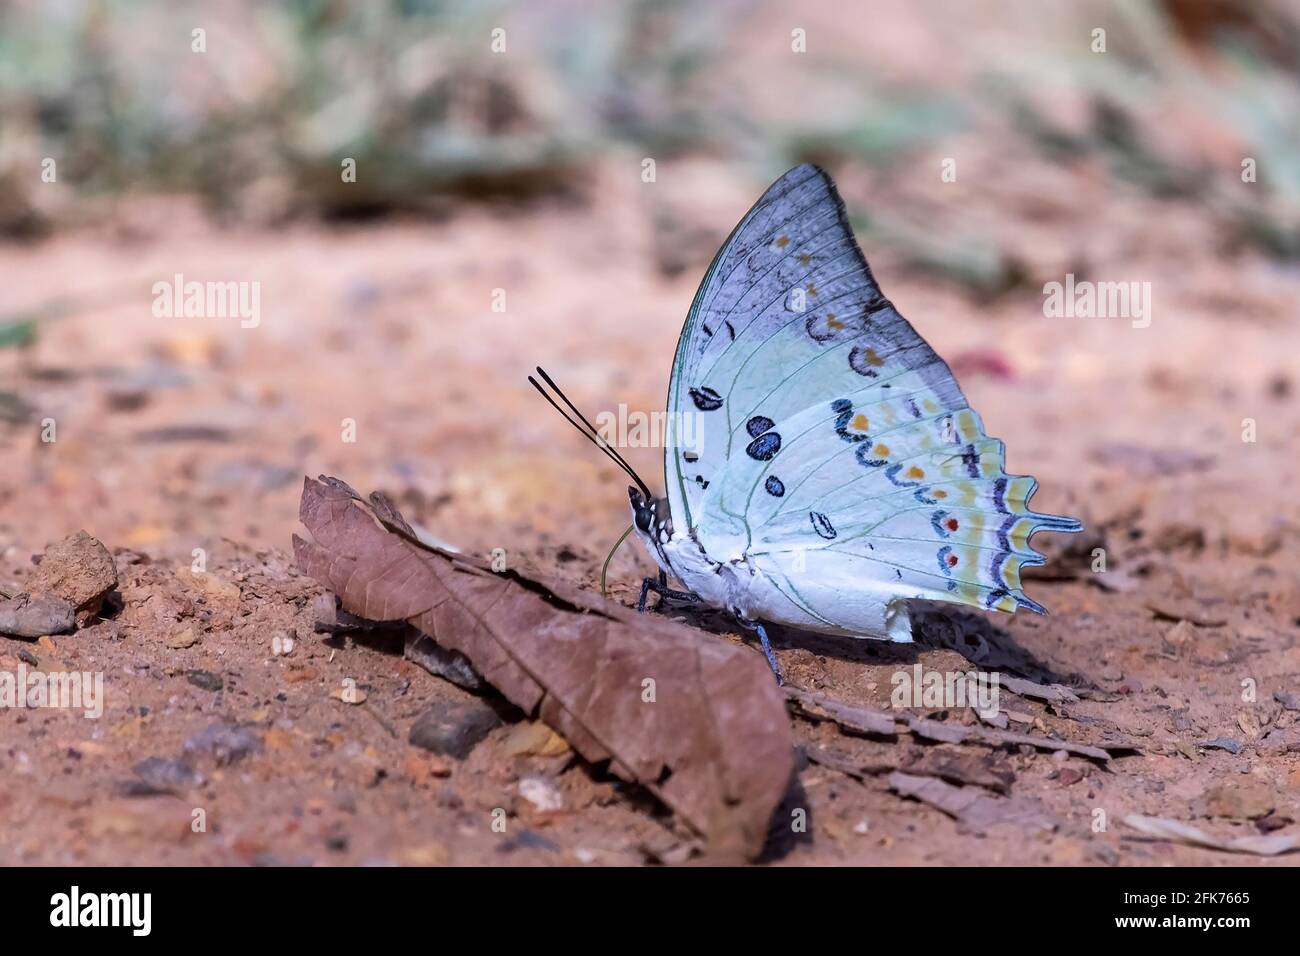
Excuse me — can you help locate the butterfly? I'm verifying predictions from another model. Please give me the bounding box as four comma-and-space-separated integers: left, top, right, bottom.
532, 164, 1080, 682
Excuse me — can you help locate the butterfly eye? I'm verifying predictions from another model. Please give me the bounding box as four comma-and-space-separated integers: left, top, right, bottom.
634, 505, 653, 533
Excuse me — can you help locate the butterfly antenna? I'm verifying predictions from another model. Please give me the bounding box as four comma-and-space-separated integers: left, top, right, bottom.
527, 368, 653, 500
532, 367, 646, 482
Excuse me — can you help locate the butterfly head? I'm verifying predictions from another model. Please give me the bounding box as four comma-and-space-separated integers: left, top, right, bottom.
629, 486, 672, 541
628, 485, 675, 573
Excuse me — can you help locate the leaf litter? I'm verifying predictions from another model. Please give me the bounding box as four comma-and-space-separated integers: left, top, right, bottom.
889, 772, 1058, 833
293, 476, 794, 860
784, 686, 1135, 763
1123, 815, 1299, 858
296, 476, 1138, 856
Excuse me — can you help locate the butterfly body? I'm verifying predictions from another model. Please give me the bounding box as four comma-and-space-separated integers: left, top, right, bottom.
626, 164, 1080, 659
632, 490, 914, 642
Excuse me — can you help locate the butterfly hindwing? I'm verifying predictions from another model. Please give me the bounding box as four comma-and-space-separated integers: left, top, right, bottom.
665, 164, 1079, 629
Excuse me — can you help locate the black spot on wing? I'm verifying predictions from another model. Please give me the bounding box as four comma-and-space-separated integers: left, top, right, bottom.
810, 511, 837, 539
689, 386, 723, 411
746, 415, 775, 438
764, 475, 785, 497
746, 431, 782, 460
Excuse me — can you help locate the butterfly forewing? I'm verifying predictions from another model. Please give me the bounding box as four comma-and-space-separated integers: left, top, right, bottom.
665, 164, 1079, 628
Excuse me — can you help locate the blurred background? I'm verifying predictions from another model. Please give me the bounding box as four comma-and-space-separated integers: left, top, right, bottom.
2, 0, 1300, 871
1, 0, 1297, 582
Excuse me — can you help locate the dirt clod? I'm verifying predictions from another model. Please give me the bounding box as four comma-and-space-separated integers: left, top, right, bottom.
1196, 779, 1276, 820
28, 530, 118, 620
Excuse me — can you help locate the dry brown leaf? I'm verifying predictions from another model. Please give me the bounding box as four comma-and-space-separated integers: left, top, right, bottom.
906, 749, 1016, 795
782, 684, 1132, 764
905, 714, 1130, 761
888, 772, 1056, 832
783, 686, 897, 736
807, 746, 1015, 796
1123, 815, 1299, 857
293, 476, 793, 859
999, 675, 1080, 703
500, 721, 572, 758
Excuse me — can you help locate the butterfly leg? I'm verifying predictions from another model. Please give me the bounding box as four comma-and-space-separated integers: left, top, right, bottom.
636, 575, 658, 612
737, 618, 783, 685
637, 571, 697, 612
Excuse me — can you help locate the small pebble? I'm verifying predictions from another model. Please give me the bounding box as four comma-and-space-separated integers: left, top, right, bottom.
518, 775, 563, 812
125, 756, 205, 795
271, 631, 296, 656
184, 720, 263, 766
187, 669, 224, 692
409, 699, 502, 760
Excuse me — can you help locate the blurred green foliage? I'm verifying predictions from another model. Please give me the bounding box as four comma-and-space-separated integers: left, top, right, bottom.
0, 0, 1295, 269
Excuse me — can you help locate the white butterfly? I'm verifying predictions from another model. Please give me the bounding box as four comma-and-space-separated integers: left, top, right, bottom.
535, 164, 1080, 681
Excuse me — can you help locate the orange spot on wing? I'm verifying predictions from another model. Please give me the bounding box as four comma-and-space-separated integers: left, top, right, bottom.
826, 312, 844, 330
873, 443, 890, 457
798, 253, 812, 266
775, 235, 790, 248
933, 489, 948, 498
907, 466, 925, 479
864, 348, 884, 367
851, 413, 869, 431
946, 553, 959, 567
945, 517, 959, 532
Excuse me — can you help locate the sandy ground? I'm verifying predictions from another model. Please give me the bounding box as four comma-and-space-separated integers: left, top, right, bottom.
1, 148, 1299, 865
